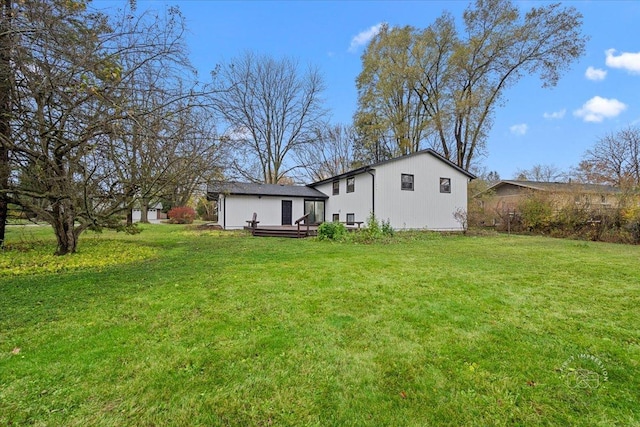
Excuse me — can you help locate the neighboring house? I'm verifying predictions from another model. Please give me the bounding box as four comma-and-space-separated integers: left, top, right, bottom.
474, 180, 623, 224
209, 149, 475, 231
132, 202, 165, 223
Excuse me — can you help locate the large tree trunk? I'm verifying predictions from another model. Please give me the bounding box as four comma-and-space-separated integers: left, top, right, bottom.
0, 0, 12, 248
0, 144, 7, 248
140, 197, 149, 223
52, 200, 78, 255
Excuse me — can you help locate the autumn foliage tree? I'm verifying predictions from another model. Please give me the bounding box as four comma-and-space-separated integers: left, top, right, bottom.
355, 0, 587, 170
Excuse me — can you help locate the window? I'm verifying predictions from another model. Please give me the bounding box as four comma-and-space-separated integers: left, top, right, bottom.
440, 177, 451, 193
346, 176, 355, 193
346, 213, 355, 225
401, 174, 414, 191
332, 213, 340, 222
332, 180, 339, 195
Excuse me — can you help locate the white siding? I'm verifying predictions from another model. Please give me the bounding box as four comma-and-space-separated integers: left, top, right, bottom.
315, 152, 470, 230
316, 174, 373, 224
374, 153, 468, 230
218, 194, 309, 229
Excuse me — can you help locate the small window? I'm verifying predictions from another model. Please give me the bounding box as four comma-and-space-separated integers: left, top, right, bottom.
346, 213, 355, 225
332, 180, 339, 195
401, 174, 414, 191
346, 176, 355, 193
440, 177, 451, 193
332, 213, 339, 222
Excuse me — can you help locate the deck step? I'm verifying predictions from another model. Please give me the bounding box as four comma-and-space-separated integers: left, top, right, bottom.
252, 228, 315, 238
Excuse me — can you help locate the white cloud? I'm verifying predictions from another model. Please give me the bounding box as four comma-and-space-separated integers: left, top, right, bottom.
510, 123, 528, 136
573, 96, 627, 123
543, 109, 566, 120
348, 23, 384, 53
585, 66, 607, 81
605, 49, 640, 74
225, 126, 252, 141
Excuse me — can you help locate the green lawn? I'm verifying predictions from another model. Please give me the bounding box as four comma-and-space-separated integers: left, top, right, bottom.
1, 225, 639, 426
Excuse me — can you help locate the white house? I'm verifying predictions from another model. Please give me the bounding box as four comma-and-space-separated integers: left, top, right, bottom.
208, 149, 475, 231
132, 202, 164, 223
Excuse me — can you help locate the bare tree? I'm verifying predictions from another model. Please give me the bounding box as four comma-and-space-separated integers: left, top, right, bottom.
297, 123, 356, 182
212, 52, 326, 183
97, 7, 225, 224
514, 164, 566, 182
576, 126, 640, 188
6, 1, 216, 254
0, 0, 11, 247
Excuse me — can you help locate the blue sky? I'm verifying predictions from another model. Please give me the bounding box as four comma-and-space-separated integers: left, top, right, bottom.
99, 0, 640, 179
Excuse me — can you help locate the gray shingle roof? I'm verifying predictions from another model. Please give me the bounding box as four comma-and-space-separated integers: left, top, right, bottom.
310, 149, 476, 186
208, 182, 328, 199
490, 180, 621, 194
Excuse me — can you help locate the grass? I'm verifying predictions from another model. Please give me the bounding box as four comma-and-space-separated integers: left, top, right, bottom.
1, 224, 639, 426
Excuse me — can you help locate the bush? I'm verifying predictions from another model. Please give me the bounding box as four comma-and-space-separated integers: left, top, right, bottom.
453, 208, 468, 234
346, 213, 394, 244
519, 195, 554, 232
167, 206, 196, 224
496, 197, 640, 245
317, 221, 347, 241
365, 212, 382, 238
381, 219, 394, 237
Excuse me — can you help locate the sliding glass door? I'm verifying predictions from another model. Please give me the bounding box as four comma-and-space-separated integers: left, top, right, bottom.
304, 200, 325, 224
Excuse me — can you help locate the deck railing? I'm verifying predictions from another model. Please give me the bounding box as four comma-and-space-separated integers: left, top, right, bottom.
295, 213, 310, 238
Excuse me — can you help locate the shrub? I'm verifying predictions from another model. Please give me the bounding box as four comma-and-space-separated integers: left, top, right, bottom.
167, 206, 196, 224
365, 212, 382, 238
453, 208, 468, 234
317, 221, 347, 241
348, 213, 394, 243
518, 194, 554, 232
381, 219, 394, 237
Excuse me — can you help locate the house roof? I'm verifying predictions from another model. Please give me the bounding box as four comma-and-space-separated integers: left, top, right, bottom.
485, 180, 621, 194
310, 149, 476, 186
208, 181, 328, 199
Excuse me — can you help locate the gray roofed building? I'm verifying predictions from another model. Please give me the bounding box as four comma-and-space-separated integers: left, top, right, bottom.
209, 150, 474, 232
485, 180, 621, 195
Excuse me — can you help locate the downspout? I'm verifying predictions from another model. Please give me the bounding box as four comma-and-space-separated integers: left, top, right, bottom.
367, 168, 375, 215
221, 194, 226, 230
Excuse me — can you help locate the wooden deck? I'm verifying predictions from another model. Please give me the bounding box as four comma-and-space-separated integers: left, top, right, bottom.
245, 225, 319, 238
246, 224, 365, 238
